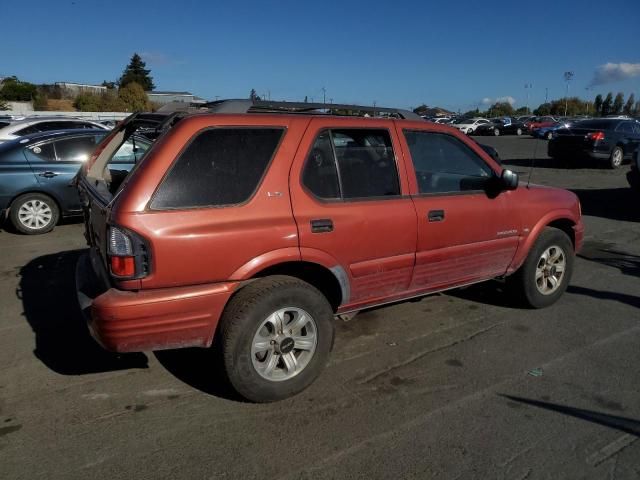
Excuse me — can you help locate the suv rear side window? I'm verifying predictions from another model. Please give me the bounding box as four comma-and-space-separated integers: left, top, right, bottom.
302, 128, 400, 200
151, 127, 284, 209
404, 131, 493, 194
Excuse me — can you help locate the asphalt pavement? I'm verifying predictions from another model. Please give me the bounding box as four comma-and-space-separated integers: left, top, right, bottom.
1, 135, 639, 479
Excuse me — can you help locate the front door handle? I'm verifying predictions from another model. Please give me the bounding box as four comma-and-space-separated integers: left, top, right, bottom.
39, 171, 58, 178
311, 218, 333, 233
428, 210, 445, 222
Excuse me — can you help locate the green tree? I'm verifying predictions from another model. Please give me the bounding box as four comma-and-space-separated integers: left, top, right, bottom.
101, 81, 117, 90
533, 102, 552, 116
601, 92, 613, 116
0, 76, 37, 101
32, 93, 48, 110
118, 53, 155, 91
74, 92, 104, 111
487, 102, 514, 117
514, 106, 529, 115
593, 94, 603, 116
0, 99, 9, 111
249, 89, 261, 101
118, 82, 151, 112
612, 92, 624, 114
634, 100, 640, 115
623, 93, 635, 115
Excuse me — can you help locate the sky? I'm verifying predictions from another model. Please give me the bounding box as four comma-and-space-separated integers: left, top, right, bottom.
2, 0, 640, 112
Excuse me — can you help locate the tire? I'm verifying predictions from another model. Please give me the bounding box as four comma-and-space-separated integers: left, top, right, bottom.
507, 227, 574, 308
609, 146, 623, 169
516, 128, 522, 136
493, 128, 500, 136
220, 275, 335, 402
9, 193, 59, 235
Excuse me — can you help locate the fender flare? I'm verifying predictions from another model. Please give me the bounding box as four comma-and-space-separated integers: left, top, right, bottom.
507, 209, 578, 274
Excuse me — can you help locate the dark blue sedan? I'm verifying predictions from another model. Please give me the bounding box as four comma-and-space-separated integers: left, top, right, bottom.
0, 129, 150, 234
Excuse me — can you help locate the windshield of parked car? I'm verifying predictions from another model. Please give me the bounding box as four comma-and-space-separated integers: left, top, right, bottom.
454, 118, 471, 124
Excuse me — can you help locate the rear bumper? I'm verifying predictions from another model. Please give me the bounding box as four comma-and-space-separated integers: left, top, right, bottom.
76, 252, 238, 352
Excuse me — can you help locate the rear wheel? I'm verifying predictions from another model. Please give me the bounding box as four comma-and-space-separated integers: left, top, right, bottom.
507, 227, 574, 308
546, 131, 554, 140
10, 193, 59, 235
220, 275, 334, 402
516, 128, 523, 136
493, 128, 501, 136
609, 146, 623, 169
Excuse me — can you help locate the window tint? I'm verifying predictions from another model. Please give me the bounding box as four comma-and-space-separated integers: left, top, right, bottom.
632, 123, 640, 135
14, 125, 40, 136
404, 131, 493, 194
574, 120, 616, 130
23, 142, 56, 162
54, 135, 102, 162
36, 121, 75, 132
302, 132, 340, 199
302, 128, 400, 200
151, 128, 284, 209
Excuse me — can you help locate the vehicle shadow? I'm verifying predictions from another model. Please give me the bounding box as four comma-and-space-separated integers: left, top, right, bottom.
572, 188, 639, 222
154, 347, 244, 402
566, 285, 640, 309
17, 249, 148, 375
446, 280, 523, 309
578, 242, 640, 278
499, 394, 639, 437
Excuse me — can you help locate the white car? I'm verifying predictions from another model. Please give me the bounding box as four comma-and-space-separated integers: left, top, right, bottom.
452, 117, 491, 134
0, 117, 109, 144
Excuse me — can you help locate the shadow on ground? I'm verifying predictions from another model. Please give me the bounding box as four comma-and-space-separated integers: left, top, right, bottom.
447, 280, 523, 309
17, 249, 148, 375
579, 241, 640, 278
572, 188, 639, 222
566, 285, 640, 309
499, 394, 640, 437
154, 347, 243, 402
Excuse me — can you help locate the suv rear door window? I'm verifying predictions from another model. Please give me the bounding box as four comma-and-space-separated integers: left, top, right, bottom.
302, 128, 400, 200
403, 131, 493, 194
151, 127, 284, 209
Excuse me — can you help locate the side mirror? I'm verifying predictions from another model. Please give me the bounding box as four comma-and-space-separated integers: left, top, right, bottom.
501, 169, 519, 190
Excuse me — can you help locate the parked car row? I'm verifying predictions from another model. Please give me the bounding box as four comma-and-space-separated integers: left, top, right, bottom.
0, 116, 110, 144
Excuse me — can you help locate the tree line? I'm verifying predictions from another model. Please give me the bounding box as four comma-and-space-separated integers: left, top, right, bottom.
0, 53, 156, 112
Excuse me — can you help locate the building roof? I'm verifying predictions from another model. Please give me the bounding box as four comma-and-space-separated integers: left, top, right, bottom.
148, 91, 194, 96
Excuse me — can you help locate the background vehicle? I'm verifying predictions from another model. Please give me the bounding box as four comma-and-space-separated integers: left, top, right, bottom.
548, 118, 640, 168
627, 147, 640, 190
532, 120, 575, 140
452, 117, 490, 134
0, 117, 109, 144
0, 129, 149, 234
77, 100, 583, 403
475, 118, 525, 136
525, 116, 558, 132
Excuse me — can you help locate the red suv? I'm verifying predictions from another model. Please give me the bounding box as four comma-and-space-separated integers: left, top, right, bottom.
76, 101, 584, 402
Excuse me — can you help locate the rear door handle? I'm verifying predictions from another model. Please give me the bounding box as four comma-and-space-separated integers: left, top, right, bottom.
39, 171, 58, 178
428, 210, 445, 222
311, 219, 333, 233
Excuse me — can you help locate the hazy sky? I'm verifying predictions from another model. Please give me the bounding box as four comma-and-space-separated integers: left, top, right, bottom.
2, 0, 639, 111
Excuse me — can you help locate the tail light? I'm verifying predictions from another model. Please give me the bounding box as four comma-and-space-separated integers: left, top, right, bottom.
586, 131, 605, 141
107, 226, 150, 279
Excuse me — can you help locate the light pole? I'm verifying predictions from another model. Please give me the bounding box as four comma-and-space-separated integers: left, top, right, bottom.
563, 71, 574, 116
524, 83, 532, 114
321, 87, 326, 106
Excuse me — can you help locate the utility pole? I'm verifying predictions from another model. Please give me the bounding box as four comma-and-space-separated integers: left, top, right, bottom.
545, 87, 548, 104
524, 83, 532, 114
321, 87, 326, 106
563, 71, 574, 116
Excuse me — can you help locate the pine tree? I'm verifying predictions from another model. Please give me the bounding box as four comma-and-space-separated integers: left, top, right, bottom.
249, 89, 260, 101
601, 92, 613, 116
612, 92, 624, 114
623, 94, 635, 115
593, 94, 603, 116
118, 53, 155, 91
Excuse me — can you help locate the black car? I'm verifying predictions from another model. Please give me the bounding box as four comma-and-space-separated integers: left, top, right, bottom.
0, 129, 149, 234
628, 148, 640, 190
475, 118, 526, 136
548, 118, 640, 169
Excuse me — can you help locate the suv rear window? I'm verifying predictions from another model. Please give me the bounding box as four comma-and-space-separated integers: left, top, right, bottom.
151, 127, 284, 209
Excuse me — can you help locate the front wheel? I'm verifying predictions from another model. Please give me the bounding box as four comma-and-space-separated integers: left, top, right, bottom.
220, 276, 334, 402
493, 128, 501, 136
516, 128, 523, 136
609, 146, 623, 169
507, 227, 574, 308
546, 131, 554, 140
10, 193, 59, 235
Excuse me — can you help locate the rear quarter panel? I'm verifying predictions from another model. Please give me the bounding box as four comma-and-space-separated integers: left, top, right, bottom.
112, 115, 311, 289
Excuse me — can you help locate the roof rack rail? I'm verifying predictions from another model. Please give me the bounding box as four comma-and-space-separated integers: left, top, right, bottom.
195, 99, 423, 120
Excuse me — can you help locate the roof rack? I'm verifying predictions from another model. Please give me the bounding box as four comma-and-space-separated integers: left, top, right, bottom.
210, 99, 422, 120
157, 99, 422, 120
